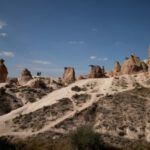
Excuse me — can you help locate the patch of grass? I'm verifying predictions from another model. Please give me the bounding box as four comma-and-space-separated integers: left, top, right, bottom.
84, 103, 97, 122
69, 125, 110, 150
72, 93, 91, 106
71, 86, 87, 92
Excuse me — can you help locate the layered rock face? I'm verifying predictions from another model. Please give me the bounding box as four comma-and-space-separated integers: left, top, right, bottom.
113, 61, 121, 76
18, 68, 33, 85
63, 67, 76, 85
121, 54, 148, 75
88, 65, 104, 78
0, 59, 8, 83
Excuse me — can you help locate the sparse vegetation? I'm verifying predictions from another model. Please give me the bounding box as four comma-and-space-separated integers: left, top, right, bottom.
84, 103, 97, 122
69, 125, 105, 150
11, 98, 73, 131
71, 86, 87, 92
72, 93, 91, 105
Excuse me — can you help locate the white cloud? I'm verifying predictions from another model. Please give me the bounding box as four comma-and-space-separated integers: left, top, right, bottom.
68, 41, 77, 44
79, 41, 85, 44
0, 33, 7, 37
68, 40, 85, 45
98, 57, 108, 61
90, 56, 96, 60
32, 60, 51, 65
90, 56, 108, 61
103, 57, 108, 61
0, 20, 6, 29
0, 51, 15, 57
92, 28, 98, 32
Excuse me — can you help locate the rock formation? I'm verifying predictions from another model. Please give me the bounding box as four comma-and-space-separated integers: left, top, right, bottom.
88, 65, 104, 78
148, 46, 150, 76
121, 54, 148, 75
63, 67, 76, 85
113, 61, 121, 76
18, 68, 33, 85
0, 59, 8, 83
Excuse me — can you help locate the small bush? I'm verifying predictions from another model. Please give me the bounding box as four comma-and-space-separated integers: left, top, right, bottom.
123, 141, 150, 150
71, 86, 86, 92
72, 94, 90, 101
0, 137, 15, 150
84, 103, 97, 122
69, 125, 106, 150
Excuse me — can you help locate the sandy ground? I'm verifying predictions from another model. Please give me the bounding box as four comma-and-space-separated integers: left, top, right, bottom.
0, 83, 7, 88
0, 72, 149, 137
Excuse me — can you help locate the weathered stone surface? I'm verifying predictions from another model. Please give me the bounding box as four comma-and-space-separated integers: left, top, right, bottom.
0, 59, 8, 83
113, 61, 121, 76
63, 67, 76, 85
18, 68, 32, 85
88, 65, 104, 78
121, 54, 148, 75
148, 46, 150, 76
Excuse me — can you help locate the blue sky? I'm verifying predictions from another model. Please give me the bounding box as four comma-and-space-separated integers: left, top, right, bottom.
0, 0, 150, 77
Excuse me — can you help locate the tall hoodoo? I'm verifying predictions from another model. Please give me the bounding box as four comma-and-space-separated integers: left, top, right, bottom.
88, 65, 104, 78
63, 67, 76, 85
113, 61, 121, 76
0, 59, 8, 83
18, 68, 33, 85
148, 46, 150, 76
121, 54, 147, 75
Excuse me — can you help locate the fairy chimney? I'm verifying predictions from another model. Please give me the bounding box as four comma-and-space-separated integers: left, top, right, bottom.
148, 46, 150, 76
18, 68, 33, 85
88, 65, 104, 78
63, 67, 76, 85
121, 54, 144, 75
0, 59, 8, 83
113, 61, 121, 76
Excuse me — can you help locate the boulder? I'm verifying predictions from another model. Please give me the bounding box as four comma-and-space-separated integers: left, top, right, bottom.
63, 67, 76, 85
0, 59, 8, 83
18, 68, 32, 85
121, 54, 147, 75
88, 65, 104, 78
113, 61, 121, 76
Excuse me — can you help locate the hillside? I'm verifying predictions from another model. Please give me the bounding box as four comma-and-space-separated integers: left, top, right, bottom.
0, 72, 150, 148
